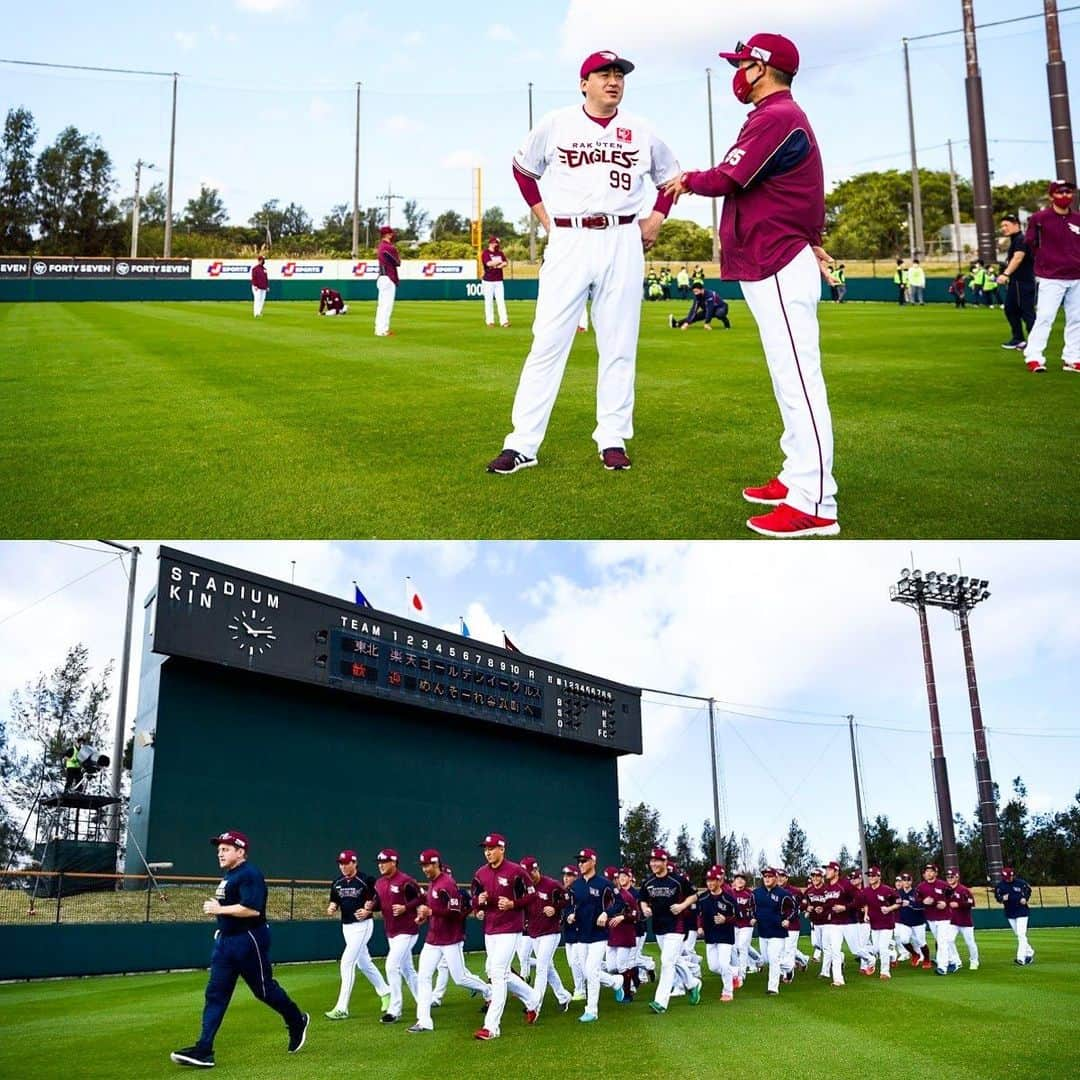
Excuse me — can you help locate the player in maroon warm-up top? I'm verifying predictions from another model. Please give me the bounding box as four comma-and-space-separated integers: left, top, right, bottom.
374, 225, 400, 336
945, 869, 979, 971
915, 864, 957, 975
481, 235, 510, 327
859, 867, 901, 980
371, 848, 421, 1023
318, 286, 348, 315
847, 867, 873, 960
605, 868, 641, 1001
803, 867, 832, 979
821, 861, 872, 985
520, 855, 572, 1016
730, 871, 756, 981
471, 833, 541, 1041
409, 850, 490, 1032
251, 255, 269, 318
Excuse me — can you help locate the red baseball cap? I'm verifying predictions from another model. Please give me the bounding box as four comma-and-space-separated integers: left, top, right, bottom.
718, 33, 800, 77
488, 235, 500, 243
705, 866, 725, 882
762, 867, 779, 876
1001, 866, 1015, 877
924, 863, 939, 872
379, 225, 395, 236
618, 866, 633, 877
1049, 178, 1076, 194
650, 847, 669, 860
825, 861, 840, 871
337, 849, 358, 864
868, 866, 882, 876
521, 855, 539, 871
418, 849, 441, 864
603, 865, 619, 879
776, 868, 789, 877
376, 848, 399, 862
562, 864, 580, 876
480, 832, 507, 848
210, 830, 249, 850
580, 50, 635, 79
577, 847, 598, 861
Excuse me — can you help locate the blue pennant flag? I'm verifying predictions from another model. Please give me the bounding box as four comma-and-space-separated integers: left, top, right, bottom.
354, 584, 372, 608
460, 617, 471, 638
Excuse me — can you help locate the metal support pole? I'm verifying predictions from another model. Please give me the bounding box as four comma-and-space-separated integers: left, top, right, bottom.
961, 1, 996, 264
164, 73, 178, 257
956, 608, 1004, 882
706, 68, 719, 264
947, 139, 964, 270
528, 82, 537, 262
707, 698, 722, 864
1044, 0, 1077, 187
131, 161, 143, 259
902, 39, 925, 255
907, 201, 916, 261
916, 602, 959, 869
352, 82, 361, 258
848, 715, 869, 876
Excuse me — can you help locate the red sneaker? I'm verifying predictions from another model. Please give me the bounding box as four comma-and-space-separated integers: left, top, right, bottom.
600, 447, 632, 471
474, 1028, 498, 1040
742, 477, 788, 505
1026, 360, 1045, 373
524, 1009, 538, 1025
921, 960, 933, 970
1064, 362, 1080, 373
910, 956, 921, 968
747, 503, 839, 538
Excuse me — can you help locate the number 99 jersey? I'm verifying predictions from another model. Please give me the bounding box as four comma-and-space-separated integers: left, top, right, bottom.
513, 105, 680, 218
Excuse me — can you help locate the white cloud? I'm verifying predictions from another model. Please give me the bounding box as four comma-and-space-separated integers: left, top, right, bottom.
487, 24, 516, 42
173, 31, 198, 50
308, 96, 333, 123
440, 149, 483, 169
383, 114, 422, 134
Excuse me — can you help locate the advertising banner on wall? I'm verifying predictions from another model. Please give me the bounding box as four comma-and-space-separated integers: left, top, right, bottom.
0, 257, 30, 278
114, 258, 192, 279
29, 257, 115, 279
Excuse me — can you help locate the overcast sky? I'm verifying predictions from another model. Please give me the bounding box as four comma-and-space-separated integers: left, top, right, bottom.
2, 540, 1076, 868
2, 1, 1077, 235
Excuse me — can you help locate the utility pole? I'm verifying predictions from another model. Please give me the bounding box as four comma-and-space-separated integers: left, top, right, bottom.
130, 160, 155, 258
164, 73, 178, 257
961, 0, 995, 264
706, 69, 720, 264
382, 185, 403, 229
99, 542, 140, 851
1043, 0, 1076, 187
528, 82, 537, 262
947, 139, 964, 270
907, 201, 916, 261
847, 715, 869, 877
901, 38, 925, 255
707, 698, 722, 864
352, 82, 362, 258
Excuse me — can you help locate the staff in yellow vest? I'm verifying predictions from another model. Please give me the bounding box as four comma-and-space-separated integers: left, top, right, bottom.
893, 259, 909, 305
908, 258, 926, 305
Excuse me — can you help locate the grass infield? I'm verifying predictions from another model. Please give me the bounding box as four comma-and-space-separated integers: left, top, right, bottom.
0, 929, 1076, 1078
0, 299, 1075, 538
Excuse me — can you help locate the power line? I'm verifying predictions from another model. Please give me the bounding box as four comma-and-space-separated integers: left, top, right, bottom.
906, 4, 1080, 43
0, 57, 177, 78
0, 556, 122, 628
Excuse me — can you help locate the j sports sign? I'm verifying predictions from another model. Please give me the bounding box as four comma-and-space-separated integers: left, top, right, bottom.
280, 261, 326, 277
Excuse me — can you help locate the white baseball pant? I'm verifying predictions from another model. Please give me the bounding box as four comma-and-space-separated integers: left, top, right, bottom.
705, 942, 735, 996
582, 938, 622, 1014
734, 926, 754, 976
252, 286, 267, 317
503, 224, 645, 458
414, 941, 490, 1029
1024, 277, 1080, 366
822, 924, 846, 984
516, 934, 535, 978
948, 925, 979, 968
322, 304, 348, 316
605, 944, 617, 973
482, 280, 509, 326
375, 276, 396, 335
332, 919, 390, 1012
841, 923, 874, 967
566, 941, 586, 995
782, 929, 808, 973
871, 928, 894, 976
927, 919, 956, 971
1009, 916, 1034, 962
432, 955, 449, 1004
857, 921, 872, 953
634, 934, 655, 974
740, 244, 838, 519
683, 928, 699, 954
529, 932, 571, 1014
760, 936, 785, 993
384, 932, 418, 1017
483, 932, 537, 1035
893, 922, 924, 959
653, 932, 701, 1009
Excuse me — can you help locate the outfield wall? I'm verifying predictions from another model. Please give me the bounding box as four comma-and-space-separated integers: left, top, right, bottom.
2, 908, 1076, 981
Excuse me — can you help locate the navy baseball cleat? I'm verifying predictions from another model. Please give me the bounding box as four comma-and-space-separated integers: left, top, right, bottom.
170, 1046, 215, 1068
486, 449, 537, 474
287, 1013, 309, 1053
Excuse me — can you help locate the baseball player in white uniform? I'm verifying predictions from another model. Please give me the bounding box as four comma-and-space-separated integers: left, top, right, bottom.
486, 49, 680, 475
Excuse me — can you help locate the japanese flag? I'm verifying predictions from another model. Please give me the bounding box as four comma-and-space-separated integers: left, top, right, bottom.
405, 576, 425, 615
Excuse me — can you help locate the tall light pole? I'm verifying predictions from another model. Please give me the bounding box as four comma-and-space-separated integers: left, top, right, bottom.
947, 139, 964, 270
130, 160, 156, 258
901, 38, 925, 255
163, 73, 178, 257
352, 82, 362, 258
705, 68, 720, 264
890, 569, 959, 871
918, 572, 1002, 883
847, 714, 869, 877
961, 1, 995, 264
1044, 0, 1076, 187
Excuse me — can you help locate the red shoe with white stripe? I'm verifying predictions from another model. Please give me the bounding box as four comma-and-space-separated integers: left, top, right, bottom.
742, 477, 788, 505
747, 503, 840, 538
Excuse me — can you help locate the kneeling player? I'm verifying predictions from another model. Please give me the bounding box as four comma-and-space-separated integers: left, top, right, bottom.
319, 287, 348, 315
669, 284, 730, 330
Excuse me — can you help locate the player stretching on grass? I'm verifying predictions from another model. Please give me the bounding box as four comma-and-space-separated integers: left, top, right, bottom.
170, 830, 308, 1069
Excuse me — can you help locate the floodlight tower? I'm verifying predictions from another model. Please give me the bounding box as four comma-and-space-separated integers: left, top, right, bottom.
923, 571, 1002, 883
889, 569, 959, 871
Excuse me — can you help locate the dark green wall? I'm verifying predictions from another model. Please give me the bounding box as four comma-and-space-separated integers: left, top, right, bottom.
127, 658, 620, 884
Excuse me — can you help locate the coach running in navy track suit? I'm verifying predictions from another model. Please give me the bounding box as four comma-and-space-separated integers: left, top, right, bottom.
751, 868, 789, 995
638, 846, 702, 1013
171, 830, 308, 1069
994, 866, 1036, 965
568, 848, 623, 1021
670, 285, 731, 329
895, 874, 930, 965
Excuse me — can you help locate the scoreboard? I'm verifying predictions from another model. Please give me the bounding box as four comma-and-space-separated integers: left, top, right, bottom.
152, 547, 643, 754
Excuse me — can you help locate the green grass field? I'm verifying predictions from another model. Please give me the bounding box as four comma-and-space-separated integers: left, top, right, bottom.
1, 930, 1076, 1078
0, 298, 1075, 538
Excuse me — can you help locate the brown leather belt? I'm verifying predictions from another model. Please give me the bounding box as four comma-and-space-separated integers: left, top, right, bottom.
552, 214, 636, 229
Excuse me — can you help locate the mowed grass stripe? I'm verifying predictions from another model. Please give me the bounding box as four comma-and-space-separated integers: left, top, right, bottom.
1, 299, 1074, 538
0, 930, 1076, 1078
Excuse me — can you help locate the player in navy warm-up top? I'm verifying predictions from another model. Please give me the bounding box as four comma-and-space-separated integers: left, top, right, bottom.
670, 284, 731, 330
170, 830, 308, 1070
567, 847, 624, 1022
751, 868, 790, 995
994, 866, 1036, 965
